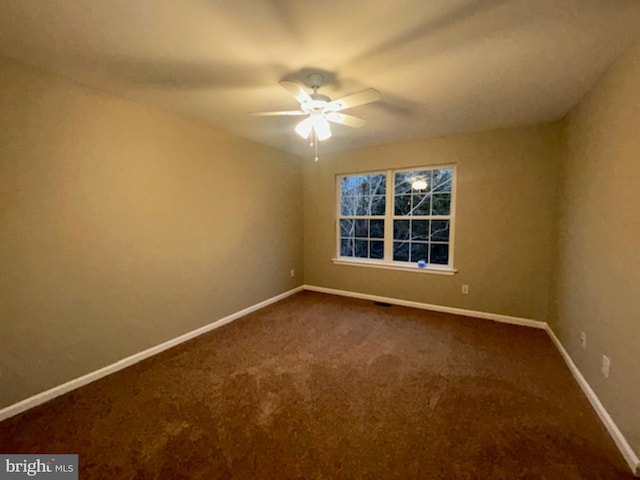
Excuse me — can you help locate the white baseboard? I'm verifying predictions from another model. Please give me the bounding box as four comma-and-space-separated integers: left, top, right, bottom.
0, 286, 304, 423
303, 284, 547, 329
545, 326, 640, 475
303, 284, 639, 475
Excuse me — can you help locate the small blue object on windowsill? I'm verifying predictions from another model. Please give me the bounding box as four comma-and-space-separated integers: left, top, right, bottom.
417, 260, 427, 269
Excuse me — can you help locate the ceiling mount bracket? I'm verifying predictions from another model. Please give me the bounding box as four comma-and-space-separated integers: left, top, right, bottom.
307, 73, 324, 92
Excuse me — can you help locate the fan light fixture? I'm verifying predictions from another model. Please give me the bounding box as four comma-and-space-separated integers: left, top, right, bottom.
251, 73, 381, 161
295, 114, 332, 141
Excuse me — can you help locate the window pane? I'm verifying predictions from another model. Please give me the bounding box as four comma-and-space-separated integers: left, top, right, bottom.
396, 170, 432, 194
370, 174, 387, 195
340, 239, 354, 257
355, 239, 368, 258
430, 243, 449, 265
413, 171, 431, 192
394, 171, 413, 195
410, 242, 428, 262
370, 220, 384, 239
431, 193, 451, 215
353, 175, 370, 197
370, 241, 384, 259
340, 195, 357, 216
393, 220, 410, 240
342, 175, 386, 195
342, 175, 383, 216
432, 169, 452, 192
412, 194, 431, 215
430, 220, 450, 241
344, 176, 369, 196
393, 241, 409, 261
340, 219, 354, 238
412, 220, 429, 240
355, 196, 370, 216
370, 195, 386, 215
354, 219, 368, 238
394, 195, 411, 215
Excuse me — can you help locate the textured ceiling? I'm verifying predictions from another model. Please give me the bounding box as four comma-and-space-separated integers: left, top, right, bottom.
1, 0, 639, 158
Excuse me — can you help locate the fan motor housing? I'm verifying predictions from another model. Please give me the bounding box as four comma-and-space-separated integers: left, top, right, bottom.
302, 94, 331, 113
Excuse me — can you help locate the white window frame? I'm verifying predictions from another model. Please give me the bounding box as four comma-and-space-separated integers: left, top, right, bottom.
333, 164, 457, 275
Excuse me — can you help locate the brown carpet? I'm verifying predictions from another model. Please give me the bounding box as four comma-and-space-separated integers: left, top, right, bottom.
0, 291, 632, 479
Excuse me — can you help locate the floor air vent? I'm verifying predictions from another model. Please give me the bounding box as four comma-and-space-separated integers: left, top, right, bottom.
373, 301, 392, 307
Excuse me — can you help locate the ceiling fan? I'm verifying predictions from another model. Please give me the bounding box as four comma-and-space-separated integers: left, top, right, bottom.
252, 73, 381, 143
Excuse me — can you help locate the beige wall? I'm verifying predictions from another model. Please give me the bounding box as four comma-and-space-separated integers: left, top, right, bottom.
304, 124, 561, 321
0, 58, 303, 408
556, 41, 640, 454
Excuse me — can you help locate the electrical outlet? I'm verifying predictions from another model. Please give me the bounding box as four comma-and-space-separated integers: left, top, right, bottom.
602, 355, 611, 378
290, 269, 295, 278
461, 284, 469, 294
580, 332, 587, 349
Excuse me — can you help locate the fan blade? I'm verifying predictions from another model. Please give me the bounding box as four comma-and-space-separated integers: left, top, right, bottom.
250, 110, 306, 116
326, 88, 381, 112
279, 80, 313, 104
325, 112, 367, 128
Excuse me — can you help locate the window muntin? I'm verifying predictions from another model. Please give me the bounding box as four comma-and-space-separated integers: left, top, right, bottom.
337, 166, 455, 270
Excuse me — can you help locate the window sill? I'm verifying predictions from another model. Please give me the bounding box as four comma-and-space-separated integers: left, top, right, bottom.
331, 258, 457, 275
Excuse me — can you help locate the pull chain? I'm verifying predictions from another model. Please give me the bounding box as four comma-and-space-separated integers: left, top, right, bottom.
314, 130, 319, 162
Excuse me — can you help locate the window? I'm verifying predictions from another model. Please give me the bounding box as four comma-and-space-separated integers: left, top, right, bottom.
336, 166, 455, 273
339, 174, 386, 260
